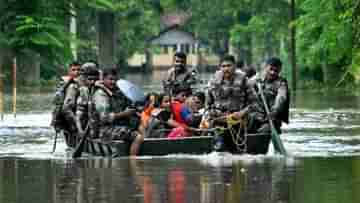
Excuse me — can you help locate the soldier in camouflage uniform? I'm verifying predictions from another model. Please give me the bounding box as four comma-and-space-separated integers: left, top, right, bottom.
207, 55, 249, 152
207, 55, 249, 113
246, 57, 290, 154
75, 62, 99, 136
92, 69, 143, 156
51, 61, 81, 134
163, 52, 197, 96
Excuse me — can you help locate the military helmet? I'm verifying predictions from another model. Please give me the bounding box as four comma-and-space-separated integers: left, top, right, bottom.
80, 62, 99, 80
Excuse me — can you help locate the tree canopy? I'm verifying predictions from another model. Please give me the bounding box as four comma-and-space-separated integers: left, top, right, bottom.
0, 0, 357, 87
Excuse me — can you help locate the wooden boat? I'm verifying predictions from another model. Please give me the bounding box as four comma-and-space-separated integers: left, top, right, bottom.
63, 130, 271, 157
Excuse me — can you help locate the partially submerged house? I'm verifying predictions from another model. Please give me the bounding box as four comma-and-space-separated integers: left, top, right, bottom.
127, 12, 219, 70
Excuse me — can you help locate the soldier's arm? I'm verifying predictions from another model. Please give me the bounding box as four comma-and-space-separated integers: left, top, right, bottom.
62, 83, 78, 129
164, 68, 175, 82
63, 83, 78, 113
162, 68, 175, 93
187, 69, 198, 85
206, 79, 215, 107
112, 109, 136, 120
272, 80, 289, 116
93, 90, 135, 122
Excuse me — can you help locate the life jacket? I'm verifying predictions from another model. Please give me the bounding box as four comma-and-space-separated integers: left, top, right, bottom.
93, 84, 140, 130
208, 71, 248, 112
50, 77, 77, 131
249, 76, 290, 124
163, 67, 196, 95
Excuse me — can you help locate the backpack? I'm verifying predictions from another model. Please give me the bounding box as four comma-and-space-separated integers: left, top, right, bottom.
50, 78, 76, 132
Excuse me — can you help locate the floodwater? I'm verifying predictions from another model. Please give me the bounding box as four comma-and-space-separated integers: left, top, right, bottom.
1, 71, 360, 203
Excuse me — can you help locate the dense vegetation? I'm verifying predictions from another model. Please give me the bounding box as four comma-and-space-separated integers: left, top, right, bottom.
0, 0, 358, 89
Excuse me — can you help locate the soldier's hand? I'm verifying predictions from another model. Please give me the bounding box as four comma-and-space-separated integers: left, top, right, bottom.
230, 108, 248, 120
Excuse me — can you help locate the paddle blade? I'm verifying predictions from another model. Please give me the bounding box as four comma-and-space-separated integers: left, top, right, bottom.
270, 128, 287, 155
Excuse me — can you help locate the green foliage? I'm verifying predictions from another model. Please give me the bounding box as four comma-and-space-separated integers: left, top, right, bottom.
117, 0, 161, 64
0, 0, 356, 87
296, 0, 354, 84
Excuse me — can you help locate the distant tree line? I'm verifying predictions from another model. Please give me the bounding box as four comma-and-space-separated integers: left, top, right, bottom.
0, 0, 357, 88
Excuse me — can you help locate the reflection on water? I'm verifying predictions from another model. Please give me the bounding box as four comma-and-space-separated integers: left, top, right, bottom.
0, 157, 360, 203
2, 71, 360, 202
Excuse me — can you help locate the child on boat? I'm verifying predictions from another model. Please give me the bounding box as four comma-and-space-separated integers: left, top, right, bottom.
143, 93, 172, 138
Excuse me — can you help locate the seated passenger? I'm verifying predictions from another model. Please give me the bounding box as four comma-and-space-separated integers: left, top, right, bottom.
139, 92, 158, 134
144, 93, 172, 138
167, 89, 197, 139
189, 91, 206, 128
92, 68, 143, 156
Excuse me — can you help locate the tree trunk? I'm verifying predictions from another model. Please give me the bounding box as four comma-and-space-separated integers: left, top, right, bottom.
70, 3, 77, 60
145, 44, 152, 70
290, 0, 297, 91
98, 12, 116, 69
246, 33, 253, 65
17, 51, 40, 86
321, 60, 329, 85
264, 32, 273, 59
223, 35, 229, 55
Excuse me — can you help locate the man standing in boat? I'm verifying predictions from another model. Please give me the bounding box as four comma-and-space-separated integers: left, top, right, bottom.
163, 52, 197, 96
75, 62, 100, 136
247, 57, 290, 154
92, 68, 143, 156
207, 55, 249, 152
51, 61, 81, 134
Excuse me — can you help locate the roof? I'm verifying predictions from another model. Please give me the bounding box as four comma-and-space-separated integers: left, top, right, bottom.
149, 25, 198, 45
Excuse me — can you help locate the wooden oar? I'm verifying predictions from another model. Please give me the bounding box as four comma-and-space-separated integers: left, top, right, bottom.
257, 83, 287, 155
72, 124, 90, 158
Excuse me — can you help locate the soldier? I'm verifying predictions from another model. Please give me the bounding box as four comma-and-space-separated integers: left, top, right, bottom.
207, 55, 248, 114
163, 52, 197, 96
51, 61, 81, 134
247, 57, 290, 154
92, 68, 143, 156
75, 62, 99, 135
207, 55, 249, 152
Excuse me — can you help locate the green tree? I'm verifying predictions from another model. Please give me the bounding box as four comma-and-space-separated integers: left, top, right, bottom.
296, 0, 354, 86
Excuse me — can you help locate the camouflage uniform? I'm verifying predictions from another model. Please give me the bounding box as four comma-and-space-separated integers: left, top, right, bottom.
246, 73, 290, 154
207, 70, 248, 113
75, 62, 99, 135
207, 70, 249, 153
92, 86, 137, 142
75, 84, 92, 133
51, 77, 79, 133
163, 67, 197, 95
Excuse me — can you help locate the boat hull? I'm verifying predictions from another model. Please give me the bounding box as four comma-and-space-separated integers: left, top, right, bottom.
63, 131, 271, 157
